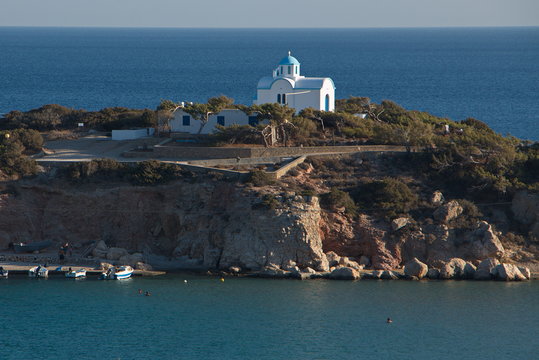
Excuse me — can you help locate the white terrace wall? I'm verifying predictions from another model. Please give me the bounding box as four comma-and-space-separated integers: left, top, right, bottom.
111, 128, 155, 141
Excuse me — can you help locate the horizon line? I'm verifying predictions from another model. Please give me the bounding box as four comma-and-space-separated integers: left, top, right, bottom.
1, 25, 538, 30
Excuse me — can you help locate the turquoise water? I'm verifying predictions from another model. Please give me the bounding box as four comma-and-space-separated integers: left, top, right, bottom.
0, 275, 537, 359
0, 27, 538, 139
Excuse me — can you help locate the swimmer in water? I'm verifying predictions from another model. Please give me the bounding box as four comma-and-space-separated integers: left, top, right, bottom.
386, 318, 393, 324
145, 291, 151, 296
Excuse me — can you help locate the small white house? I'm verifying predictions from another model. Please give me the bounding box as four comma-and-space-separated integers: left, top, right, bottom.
254, 52, 336, 113
170, 109, 258, 134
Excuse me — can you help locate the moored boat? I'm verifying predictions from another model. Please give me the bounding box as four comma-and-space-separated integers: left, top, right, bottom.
0, 267, 8, 278
65, 268, 86, 278
29, 266, 48, 278
99, 265, 133, 280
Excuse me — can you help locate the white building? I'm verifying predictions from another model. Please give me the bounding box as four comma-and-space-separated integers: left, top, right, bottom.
170, 109, 257, 134
170, 52, 335, 134
254, 52, 335, 113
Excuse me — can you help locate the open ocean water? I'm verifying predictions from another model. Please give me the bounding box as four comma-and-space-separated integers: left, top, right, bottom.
1, 27, 539, 359
0, 27, 538, 139
0, 274, 538, 360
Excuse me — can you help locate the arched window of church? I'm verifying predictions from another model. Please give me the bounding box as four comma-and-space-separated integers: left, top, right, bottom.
277, 94, 281, 103
282, 93, 286, 104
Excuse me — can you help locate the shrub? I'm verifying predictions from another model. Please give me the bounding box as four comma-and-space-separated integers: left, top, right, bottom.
246, 170, 275, 186
130, 160, 179, 185
0, 130, 42, 177
211, 125, 261, 145
446, 198, 484, 230
320, 188, 357, 216
352, 177, 418, 218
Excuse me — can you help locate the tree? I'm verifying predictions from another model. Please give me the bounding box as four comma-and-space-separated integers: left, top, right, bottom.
335, 96, 384, 121
156, 99, 179, 111
183, 96, 234, 134
251, 103, 296, 147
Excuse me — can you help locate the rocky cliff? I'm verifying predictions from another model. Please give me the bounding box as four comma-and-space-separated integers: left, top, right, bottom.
0, 176, 537, 274
0, 180, 328, 271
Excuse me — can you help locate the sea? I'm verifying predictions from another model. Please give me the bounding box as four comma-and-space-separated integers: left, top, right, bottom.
0, 27, 538, 140
1, 27, 539, 359
0, 274, 538, 360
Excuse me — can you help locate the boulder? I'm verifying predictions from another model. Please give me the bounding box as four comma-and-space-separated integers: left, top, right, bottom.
440, 258, 467, 279
286, 265, 300, 273
97, 262, 113, 270
404, 258, 429, 279
302, 267, 317, 274
92, 240, 109, 258
338, 257, 363, 270
106, 247, 129, 261
325, 251, 341, 267
291, 271, 314, 280
380, 270, 398, 280
493, 264, 527, 281
282, 259, 297, 270
228, 266, 242, 274
371, 270, 383, 279
434, 200, 463, 223
474, 258, 500, 280
118, 253, 144, 266
329, 267, 360, 280
391, 217, 409, 231
471, 221, 505, 259
462, 262, 477, 279
430, 191, 445, 206
135, 262, 153, 271
359, 255, 371, 267
313, 256, 330, 272
518, 266, 531, 280
258, 266, 289, 278
426, 268, 440, 279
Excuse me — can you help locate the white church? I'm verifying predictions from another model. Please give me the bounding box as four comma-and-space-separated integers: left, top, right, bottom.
170, 53, 335, 134
254, 52, 335, 112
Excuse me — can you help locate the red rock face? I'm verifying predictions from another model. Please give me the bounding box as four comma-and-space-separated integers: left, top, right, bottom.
320, 212, 402, 270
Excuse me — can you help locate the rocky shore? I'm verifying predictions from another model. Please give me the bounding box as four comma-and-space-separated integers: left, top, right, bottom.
0, 161, 538, 281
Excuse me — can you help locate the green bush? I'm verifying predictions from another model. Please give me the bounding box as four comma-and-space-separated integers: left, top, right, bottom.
0, 129, 42, 178
247, 170, 275, 186
320, 188, 357, 216
130, 160, 179, 185
211, 125, 261, 145
352, 177, 418, 218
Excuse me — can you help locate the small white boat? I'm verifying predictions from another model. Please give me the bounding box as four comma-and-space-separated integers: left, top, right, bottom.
65, 269, 87, 278
29, 266, 48, 278
0, 268, 8, 278
100, 265, 133, 280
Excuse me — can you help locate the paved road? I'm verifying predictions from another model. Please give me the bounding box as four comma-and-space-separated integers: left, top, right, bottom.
37, 136, 161, 163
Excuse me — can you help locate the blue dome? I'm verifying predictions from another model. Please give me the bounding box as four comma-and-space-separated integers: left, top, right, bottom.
278, 55, 300, 66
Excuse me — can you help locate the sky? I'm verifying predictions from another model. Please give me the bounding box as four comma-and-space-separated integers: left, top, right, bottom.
1, 0, 538, 28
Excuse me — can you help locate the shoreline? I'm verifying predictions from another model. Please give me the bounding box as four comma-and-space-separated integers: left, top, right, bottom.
2, 260, 536, 281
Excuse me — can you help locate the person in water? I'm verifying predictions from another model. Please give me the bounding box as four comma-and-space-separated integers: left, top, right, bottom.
386, 318, 393, 323
145, 291, 151, 296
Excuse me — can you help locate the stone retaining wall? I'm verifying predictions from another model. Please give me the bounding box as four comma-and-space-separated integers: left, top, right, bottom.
151, 144, 412, 160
